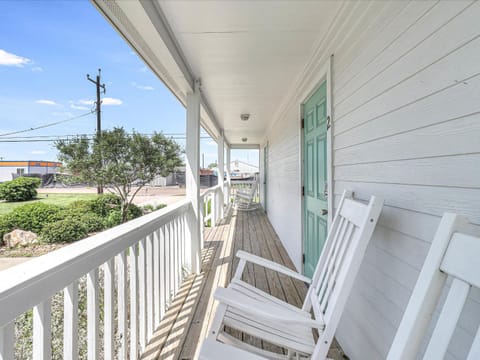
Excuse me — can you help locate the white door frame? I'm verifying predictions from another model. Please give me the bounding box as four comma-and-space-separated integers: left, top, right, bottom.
299, 55, 334, 273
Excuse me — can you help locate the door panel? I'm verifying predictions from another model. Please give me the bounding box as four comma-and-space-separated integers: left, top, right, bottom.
303, 82, 328, 278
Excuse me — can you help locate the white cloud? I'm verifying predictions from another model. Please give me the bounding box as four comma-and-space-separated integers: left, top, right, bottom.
35, 99, 59, 106
102, 97, 123, 106
139, 66, 148, 73
31, 150, 47, 155
31, 66, 43, 72
70, 103, 89, 110
78, 99, 94, 105
0, 49, 31, 67
131, 82, 154, 91
75, 98, 122, 107
207, 141, 217, 146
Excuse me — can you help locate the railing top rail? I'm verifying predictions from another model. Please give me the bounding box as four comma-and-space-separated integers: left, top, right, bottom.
0, 198, 191, 326
200, 184, 222, 199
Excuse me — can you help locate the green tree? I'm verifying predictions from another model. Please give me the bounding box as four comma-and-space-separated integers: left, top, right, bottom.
207, 162, 217, 169
56, 127, 183, 222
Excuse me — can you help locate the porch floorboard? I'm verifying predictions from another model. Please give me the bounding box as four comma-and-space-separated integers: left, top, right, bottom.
142, 207, 344, 360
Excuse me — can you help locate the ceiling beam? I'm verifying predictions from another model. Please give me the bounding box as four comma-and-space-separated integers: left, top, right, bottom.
140, 1, 223, 140
229, 144, 260, 150
139, 0, 194, 91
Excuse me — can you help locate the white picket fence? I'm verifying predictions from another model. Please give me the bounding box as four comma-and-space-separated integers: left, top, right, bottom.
0, 197, 198, 360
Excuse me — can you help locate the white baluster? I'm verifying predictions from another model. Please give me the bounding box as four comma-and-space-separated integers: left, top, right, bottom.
173, 218, 179, 293
33, 299, 51, 360
164, 223, 171, 307
211, 193, 216, 228
64, 281, 78, 360
153, 229, 161, 329
104, 259, 114, 360
159, 226, 166, 319
177, 217, 182, 284
146, 234, 154, 340
87, 269, 99, 360
0, 322, 15, 360
117, 251, 128, 360
138, 238, 147, 350
129, 245, 138, 360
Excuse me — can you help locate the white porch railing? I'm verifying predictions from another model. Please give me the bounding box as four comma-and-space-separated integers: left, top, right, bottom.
199, 184, 228, 248
0, 199, 192, 360
231, 180, 259, 202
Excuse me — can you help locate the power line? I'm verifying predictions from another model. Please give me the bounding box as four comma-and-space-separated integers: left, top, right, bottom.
0, 111, 94, 137
0, 134, 211, 143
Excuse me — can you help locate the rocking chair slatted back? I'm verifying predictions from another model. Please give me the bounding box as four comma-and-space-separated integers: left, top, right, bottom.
303, 190, 384, 359
387, 213, 480, 360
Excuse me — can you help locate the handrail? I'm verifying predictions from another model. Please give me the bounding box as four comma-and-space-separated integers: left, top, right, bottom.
0, 198, 191, 326
200, 184, 222, 199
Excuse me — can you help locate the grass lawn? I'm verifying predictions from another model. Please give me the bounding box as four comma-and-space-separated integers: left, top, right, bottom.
0, 193, 98, 215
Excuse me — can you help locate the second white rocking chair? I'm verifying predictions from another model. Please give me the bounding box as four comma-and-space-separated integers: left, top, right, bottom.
234, 177, 259, 211
199, 190, 384, 359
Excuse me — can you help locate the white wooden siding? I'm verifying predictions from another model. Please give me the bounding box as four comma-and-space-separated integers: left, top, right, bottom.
266, 114, 303, 268
265, 1, 480, 358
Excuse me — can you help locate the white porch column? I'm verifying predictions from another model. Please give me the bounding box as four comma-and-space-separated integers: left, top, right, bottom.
225, 144, 231, 203
186, 81, 201, 274
217, 132, 225, 221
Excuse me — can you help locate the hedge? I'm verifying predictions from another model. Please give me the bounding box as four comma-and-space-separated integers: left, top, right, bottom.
0, 177, 41, 202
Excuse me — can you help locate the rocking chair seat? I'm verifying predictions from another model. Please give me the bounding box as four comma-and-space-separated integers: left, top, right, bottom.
217, 285, 317, 354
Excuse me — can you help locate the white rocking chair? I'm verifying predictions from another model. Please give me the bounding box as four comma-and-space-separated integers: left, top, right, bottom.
387, 212, 480, 360
234, 178, 259, 211
199, 190, 384, 359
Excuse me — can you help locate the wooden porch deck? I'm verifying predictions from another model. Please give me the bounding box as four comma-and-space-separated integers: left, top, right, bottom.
142, 207, 344, 360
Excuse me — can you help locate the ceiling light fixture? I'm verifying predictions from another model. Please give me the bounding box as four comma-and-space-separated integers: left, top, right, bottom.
240, 113, 250, 121
242, 137, 248, 142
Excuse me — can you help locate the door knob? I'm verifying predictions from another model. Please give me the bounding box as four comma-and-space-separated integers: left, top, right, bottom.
321, 209, 328, 216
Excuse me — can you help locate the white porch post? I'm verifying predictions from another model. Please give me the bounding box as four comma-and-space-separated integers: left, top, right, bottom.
186, 81, 201, 274
225, 144, 231, 204
217, 132, 225, 221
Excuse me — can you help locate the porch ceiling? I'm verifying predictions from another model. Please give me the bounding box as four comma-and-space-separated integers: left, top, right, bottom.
93, 0, 341, 145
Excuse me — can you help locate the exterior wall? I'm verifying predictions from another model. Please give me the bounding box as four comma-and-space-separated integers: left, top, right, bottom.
265, 1, 480, 359
0, 167, 27, 182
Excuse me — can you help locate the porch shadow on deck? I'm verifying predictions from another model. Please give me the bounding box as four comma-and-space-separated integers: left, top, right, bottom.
141, 207, 344, 360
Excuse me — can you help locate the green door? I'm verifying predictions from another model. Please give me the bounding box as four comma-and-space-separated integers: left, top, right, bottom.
263, 145, 268, 213
303, 82, 328, 278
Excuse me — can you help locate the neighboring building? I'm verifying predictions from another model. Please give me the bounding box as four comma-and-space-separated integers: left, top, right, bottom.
0, 161, 62, 182
230, 160, 259, 180
149, 166, 186, 187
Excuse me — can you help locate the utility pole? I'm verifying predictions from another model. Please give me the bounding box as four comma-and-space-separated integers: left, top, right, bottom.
87, 69, 106, 194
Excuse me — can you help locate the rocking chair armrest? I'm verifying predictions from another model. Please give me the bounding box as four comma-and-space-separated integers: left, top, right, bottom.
214, 287, 325, 330
236, 250, 312, 284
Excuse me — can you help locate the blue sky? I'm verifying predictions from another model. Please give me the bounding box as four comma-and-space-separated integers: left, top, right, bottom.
0, 1, 258, 167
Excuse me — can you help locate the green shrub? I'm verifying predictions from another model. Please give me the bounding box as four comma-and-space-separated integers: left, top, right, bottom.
90, 194, 121, 216
0, 214, 14, 242
60, 201, 94, 221
127, 204, 143, 219
9, 202, 64, 234
65, 200, 93, 213
105, 210, 122, 228
78, 213, 105, 232
155, 204, 167, 210
0, 177, 41, 202
40, 218, 88, 243
142, 204, 154, 212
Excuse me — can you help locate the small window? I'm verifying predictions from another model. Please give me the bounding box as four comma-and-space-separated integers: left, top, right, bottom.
16, 168, 25, 175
